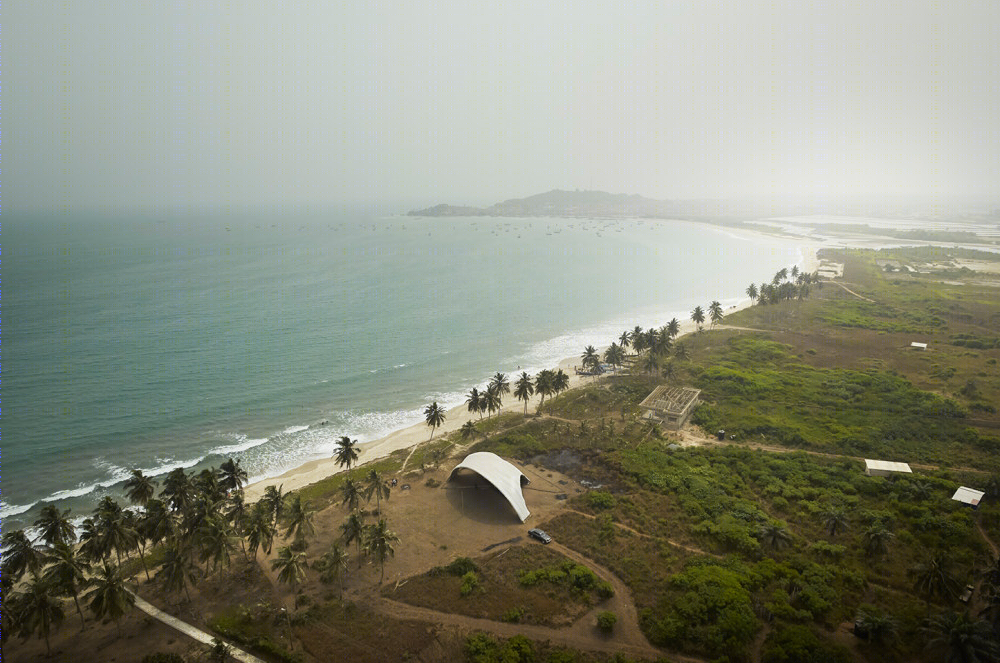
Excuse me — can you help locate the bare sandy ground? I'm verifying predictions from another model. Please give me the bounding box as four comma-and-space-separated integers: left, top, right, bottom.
244, 246, 821, 503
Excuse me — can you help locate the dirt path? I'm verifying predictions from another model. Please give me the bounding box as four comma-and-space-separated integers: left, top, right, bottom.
751, 622, 771, 663
976, 518, 999, 559
131, 593, 266, 663
831, 281, 875, 302
376, 541, 703, 662
561, 508, 719, 558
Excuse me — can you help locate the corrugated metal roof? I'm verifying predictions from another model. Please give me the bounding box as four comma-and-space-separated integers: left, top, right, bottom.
448, 452, 531, 522
864, 459, 913, 473
952, 486, 985, 505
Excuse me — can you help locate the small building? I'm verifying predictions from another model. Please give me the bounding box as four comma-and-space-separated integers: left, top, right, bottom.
951, 486, 985, 509
864, 459, 913, 477
910, 342, 928, 350
448, 452, 531, 522
638, 386, 701, 430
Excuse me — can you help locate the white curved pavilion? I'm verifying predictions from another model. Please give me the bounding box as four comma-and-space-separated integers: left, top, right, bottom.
447, 452, 531, 522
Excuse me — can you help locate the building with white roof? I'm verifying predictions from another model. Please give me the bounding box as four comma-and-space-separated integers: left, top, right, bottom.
951, 486, 985, 508
864, 459, 913, 477
448, 452, 531, 522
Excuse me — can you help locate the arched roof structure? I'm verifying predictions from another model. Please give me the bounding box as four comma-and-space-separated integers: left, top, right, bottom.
448, 452, 531, 522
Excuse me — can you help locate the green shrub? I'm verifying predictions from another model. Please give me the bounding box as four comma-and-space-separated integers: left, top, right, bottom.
586, 490, 616, 509
596, 611, 617, 632
596, 581, 615, 599
460, 571, 480, 596
501, 606, 524, 623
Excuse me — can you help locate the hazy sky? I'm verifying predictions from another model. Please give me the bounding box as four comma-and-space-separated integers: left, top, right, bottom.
7, 1, 999, 212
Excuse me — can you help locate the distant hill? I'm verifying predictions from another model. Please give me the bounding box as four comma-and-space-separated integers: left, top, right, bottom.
409, 189, 687, 219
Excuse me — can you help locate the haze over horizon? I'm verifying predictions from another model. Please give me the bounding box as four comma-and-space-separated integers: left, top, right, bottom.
6, 1, 1000, 214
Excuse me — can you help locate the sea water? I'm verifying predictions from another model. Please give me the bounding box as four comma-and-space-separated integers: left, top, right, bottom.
1, 210, 808, 532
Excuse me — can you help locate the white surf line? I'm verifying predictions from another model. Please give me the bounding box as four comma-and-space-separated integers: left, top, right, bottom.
130, 593, 266, 663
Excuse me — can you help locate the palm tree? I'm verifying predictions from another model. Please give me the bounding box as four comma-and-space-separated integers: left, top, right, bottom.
140, 499, 176, 553
862, 523, 894, 560
271, 546, 307, 589
691, 306, 705, 331
122, 509, 152, 581
334, 436, 360, 474
86, 561, 135, 637
922, 611, 998, 662
263, 484, 286, 527
77, 518, 105, 564
854, 607, 898, 646
226, 490, 249, 557
618, 331, 631, 354
32, 505, 76, 548
194, 468, 226, 504
43, 541, 91, 629
821, 507, 849, 537
641, 351, 660, 376
315, 541, 349, 593
910, 552, 962, 607
156, 543, 197, 603
489, 372, 511, 406
245, 503, 276, 561
13, 574, 65, 656
340, 512, 366, 564
553, 369, 570, 395
482, 385, 501, 419
674, 343, 690, 361
161, 468, 194, 513
581, 345, 600, 372
341, 476, 363, 513
709, 300, 724, 328
759, 523, 792, 550
746, 283, 758, 303
604, 343, 625, 374
666, 318, 681, 339
466, 387, 483, 420
364, 518, 400, 583
424, 402, 446, 439
1, 530, 44, 581
123, 469, 157, 507
363, 469, 391, 514
631, 328, 648, 355
218, 458, 248, 494
535, 369, 555, 410
282, 494, 315, 545
460, 420, 479, 441
790, 265, 799, 279
94, 498, 138, 566
661, 361, 676, 381
513, 371, 534, 414
198, 513, 237, 575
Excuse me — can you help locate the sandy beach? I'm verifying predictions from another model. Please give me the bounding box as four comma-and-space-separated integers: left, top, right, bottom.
245, 245, 821, 503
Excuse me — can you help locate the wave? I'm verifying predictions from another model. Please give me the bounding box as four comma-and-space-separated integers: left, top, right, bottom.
282, 425, 310, 435
0, 500, 38, 519
208, 434, 270, 457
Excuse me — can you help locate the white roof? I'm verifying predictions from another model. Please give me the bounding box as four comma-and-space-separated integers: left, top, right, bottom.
952, 486, 985, 506
910, 342, 928, 348
864, 459, 913, 473
448, 452, 531, 522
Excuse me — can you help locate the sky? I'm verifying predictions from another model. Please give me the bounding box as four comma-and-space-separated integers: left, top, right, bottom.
6, 1, 999, 212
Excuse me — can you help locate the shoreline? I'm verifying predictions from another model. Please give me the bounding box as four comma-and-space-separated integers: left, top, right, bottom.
244, 245, 820, 503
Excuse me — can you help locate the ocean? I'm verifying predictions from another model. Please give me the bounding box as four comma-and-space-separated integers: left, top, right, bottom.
1, 210, 809, 532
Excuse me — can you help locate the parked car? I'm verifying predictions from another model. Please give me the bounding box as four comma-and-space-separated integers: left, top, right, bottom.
528, 528, 552, 544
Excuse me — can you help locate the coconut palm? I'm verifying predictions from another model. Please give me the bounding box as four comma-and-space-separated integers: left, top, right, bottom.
156, 543, 197, 603
482, 385, 502, 419
245, 503, 276, 561
198, 513, 237, 575
746, 283, 758, 303
13, 574, 65, 655
424, 402, 446, 440
790, 265, 799, 279
910, 552, 962, 607
123, 469, 157, 507
759, 523, 792, 550
282, 494, 315, 544
604, 343, 625, 374
460, 420, 479, 441
94, 499, 138, 566
581, 345, 600, 372
161, 468, 194, 513
122, 509, 152, 581
340, 476, 363, 513
489, 372, 511, 405
691, 306, 705, 331
77, 518, 105, 564
862, 523, 894, 560
513, 371, 534, 414
1, 530, 44, 581
86, 561, 135, 637
363, 469, 391, 514
218, 458, 248, 494
263, 484, 286, 527
854, 607, 898, 646
618, 331, 631, 353
661, 361, 676, 381
364, 518, 400, 583
674, 343, 690, 361
641, 351, 660, 376
631, 328, 648, 355
194, 468, 226, 504
139, 499, 177, 552
333, 436, 360, 474
340, 512, 366, 564
466, 387, 484, 420
553, 369, 570, 395
315, 541, 349, 593
42, 542, 91, 629
666, 317, 681, 339
709, 301, 724, 328
226, 490, 249, 556
271, 546, 307, 589
535, 369, 555, 410
922, 611, 998, 662
821, 507, 849, 537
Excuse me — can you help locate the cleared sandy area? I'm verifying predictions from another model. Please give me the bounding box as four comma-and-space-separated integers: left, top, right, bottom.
244, 246, 820, 504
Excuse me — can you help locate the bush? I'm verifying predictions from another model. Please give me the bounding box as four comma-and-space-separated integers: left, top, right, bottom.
460, 571, 480, 596
586, 490, 616, 510
596, 581, 615, 599
501, 606, 524, 623
596, 611, 617, 632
